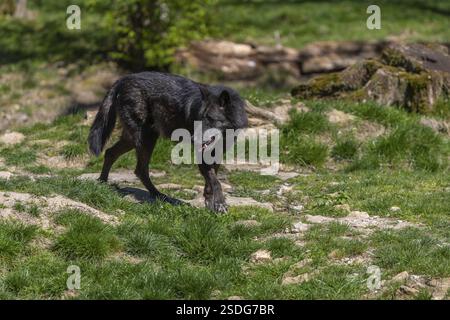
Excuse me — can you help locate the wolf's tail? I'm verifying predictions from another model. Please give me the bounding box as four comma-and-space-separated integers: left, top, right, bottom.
88, 83, 119, 156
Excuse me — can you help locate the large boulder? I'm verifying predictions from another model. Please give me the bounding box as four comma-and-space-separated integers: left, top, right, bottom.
292, 43, 450, 114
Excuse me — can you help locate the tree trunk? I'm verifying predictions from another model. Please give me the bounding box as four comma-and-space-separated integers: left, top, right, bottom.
14, 0, 27, 19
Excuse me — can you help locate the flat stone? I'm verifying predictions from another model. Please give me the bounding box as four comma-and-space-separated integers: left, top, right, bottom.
326, 109, 355, 124
348, 211, 370, 219
0, 131, 25, 145
250, 249, 272, 263
391, 271, 410, 283
290, 204, 304, 212
305, 215, 333, 224
277, 171, 300, 181
0, 171, 13, 180
282, 273, 310, 285
226, 196, 274, 212
291, 221, 309, 233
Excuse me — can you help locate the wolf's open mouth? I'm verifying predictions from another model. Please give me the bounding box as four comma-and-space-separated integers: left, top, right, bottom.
202, 136, 216, 150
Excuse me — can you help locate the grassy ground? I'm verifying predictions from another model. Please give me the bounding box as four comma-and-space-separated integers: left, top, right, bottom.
215, 0, 450, 48
0, 0, 449, 301
0, 97, 448, 299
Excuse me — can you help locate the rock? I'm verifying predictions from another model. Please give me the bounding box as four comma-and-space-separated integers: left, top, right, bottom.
290, 204, 304, 212
326, 109, 355, 125
277, 171, 300, 181
282, 273, 310, 285
291, 221, 309, 233
227, 296, 243, 300
419, 117, 449, 134
348, 211, 370, 219
390, 206, 401, 212
305, 215, 333, 224
277, 184, 293, 196
0, 131, 25, 145
176, 40, 300, 82
0, 171, 13, 180
429, 278, 450, 300
292, 43, 450, 114
398, 285, 419, 296
298, 41, 386, 74
226, 196, 274, 212
250, 249, 272, 263
391, 271, 410, 283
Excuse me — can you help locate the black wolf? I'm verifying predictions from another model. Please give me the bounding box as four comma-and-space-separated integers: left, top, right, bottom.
88, 71, 248, 213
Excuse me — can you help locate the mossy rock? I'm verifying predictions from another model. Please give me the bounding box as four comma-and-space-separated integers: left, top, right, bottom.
292, 43, 450, 114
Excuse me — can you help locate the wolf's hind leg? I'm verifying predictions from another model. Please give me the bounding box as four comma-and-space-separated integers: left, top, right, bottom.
134, 132, 184, 206
99, 135, 134, 182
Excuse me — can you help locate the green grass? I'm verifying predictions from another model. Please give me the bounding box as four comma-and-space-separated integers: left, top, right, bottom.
0, 145, 36, 166
332, 136, 359, 160
53, 210, 120, 261
370, 228, 450, 277
214, 0, 450, 48
228, 171, 281, 190
0, 220, 38, 260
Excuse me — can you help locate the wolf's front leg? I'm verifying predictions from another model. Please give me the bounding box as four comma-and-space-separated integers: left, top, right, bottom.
198, 163, 227, 213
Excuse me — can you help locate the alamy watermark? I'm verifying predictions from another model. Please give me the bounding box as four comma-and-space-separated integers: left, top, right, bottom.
66, 265, 81, 290
66, 5, 81, 30
366, 5, 381, 30
171, 122, 280, 175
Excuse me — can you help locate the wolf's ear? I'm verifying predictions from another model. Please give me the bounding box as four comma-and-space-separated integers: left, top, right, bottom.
219, 90, 231, 107
199, 86, 210, 100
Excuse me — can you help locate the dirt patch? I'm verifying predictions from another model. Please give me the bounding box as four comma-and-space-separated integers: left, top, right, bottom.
0, 131, 25, 145
302, 211, 418, 236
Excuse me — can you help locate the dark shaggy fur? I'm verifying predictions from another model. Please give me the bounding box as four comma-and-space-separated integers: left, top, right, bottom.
88, 71, 248, 213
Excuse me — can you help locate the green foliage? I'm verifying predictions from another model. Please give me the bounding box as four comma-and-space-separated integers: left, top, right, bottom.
97, 0, 213, 70
332, 136, 359, 160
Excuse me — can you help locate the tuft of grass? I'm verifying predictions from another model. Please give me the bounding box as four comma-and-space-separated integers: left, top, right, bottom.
175, 212, 254, 263
228, 171, 281, 190
0, 146, 36, 166
281, 136, 328, 167
370, 228, 450, 277
60, 143, 86, 160
283, 110, 330, 135
117, 218, 178, 258
351, 124, 447, 171
0, 220, 38, 259
332, 136, 359, 160
53, 210, 120, 261
2, 252, 68, 298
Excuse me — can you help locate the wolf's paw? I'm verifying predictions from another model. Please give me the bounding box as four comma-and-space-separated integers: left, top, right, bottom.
214, 202, 228, 213
206, 198, 228, 213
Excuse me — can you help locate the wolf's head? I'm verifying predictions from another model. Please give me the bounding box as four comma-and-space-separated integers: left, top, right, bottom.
196, 86, 248, 150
